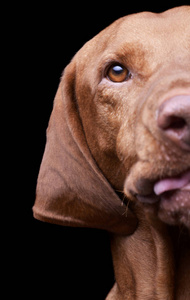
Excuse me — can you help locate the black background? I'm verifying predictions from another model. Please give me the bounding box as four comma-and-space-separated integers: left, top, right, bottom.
17, 1, 189, 299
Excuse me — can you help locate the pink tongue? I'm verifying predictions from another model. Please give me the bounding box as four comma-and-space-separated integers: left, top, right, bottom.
154, 170, 190, 195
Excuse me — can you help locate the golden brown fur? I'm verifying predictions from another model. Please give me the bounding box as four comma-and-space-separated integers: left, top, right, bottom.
33, 6, 190, 299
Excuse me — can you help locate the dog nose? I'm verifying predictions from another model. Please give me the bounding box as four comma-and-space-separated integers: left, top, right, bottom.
157, 95, 190, 150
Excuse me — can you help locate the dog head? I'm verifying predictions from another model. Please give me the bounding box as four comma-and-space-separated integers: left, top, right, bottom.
34, 6, 190, 230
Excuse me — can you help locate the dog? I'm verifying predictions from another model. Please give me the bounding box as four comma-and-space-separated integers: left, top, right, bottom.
33, 6, 190, 299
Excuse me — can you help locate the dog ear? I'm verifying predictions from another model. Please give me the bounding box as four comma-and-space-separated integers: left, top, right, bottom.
33, 59, 137, 235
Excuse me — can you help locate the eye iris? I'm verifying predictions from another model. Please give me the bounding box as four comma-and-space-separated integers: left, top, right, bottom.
107, 64, 129, 82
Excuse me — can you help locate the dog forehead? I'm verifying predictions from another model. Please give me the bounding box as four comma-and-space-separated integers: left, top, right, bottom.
77, 6, 190, 62
115, 6, 190, 45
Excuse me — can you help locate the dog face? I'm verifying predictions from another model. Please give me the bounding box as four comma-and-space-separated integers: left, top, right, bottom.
74, 6, 190, 228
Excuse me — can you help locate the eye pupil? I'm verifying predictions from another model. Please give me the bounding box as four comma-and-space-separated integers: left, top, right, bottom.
107, 63, 130, 82
112, 65, 124, 75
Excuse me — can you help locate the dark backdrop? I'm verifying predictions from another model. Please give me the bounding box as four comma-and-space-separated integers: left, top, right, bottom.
21, 1, 188, 299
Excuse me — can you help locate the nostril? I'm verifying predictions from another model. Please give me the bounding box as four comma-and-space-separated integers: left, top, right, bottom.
157, 112, 187, 133
157, 94, 190, 150
164, 116, 187, 131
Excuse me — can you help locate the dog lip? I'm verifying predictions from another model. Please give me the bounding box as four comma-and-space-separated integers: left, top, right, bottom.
154, 170, 190, 196
136, 193, 159, 204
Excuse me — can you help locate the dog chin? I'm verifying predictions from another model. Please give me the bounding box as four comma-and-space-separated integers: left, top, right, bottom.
158, 189, 190, 229
154, 171, 190, 228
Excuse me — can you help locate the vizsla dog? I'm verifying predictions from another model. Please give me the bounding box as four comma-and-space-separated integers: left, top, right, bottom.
33, 6, 190, 299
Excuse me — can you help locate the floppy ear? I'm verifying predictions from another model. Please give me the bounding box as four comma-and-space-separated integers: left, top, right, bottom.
33, 59, 137, 235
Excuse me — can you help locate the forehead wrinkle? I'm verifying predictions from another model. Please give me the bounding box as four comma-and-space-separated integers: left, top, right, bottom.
115, 42, 147, 68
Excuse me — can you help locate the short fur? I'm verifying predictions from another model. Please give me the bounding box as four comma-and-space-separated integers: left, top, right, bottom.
33, 6, 190, 299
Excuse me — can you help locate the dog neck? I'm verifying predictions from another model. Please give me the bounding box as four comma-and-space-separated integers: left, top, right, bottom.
107, 197, 190, 300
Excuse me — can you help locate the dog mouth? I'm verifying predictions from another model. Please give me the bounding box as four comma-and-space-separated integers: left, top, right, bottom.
153, 170, 190, 196
125, 169, 190, 228
154, 171, 190, 196
153, 170, 190, 227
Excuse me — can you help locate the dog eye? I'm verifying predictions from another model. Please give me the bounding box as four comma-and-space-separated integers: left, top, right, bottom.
106, 64, 130, 82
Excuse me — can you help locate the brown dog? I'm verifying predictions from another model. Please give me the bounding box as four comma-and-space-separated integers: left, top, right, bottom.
33, 6, 190, 299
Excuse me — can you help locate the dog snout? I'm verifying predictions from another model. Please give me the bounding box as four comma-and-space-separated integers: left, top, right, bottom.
157, 95, 190, 150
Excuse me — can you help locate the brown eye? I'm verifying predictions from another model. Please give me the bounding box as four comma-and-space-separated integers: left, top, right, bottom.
107, 64, 130, 82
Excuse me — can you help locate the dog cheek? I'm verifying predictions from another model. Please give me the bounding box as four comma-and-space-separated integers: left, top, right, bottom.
94, 96, 123, 149
116, 121, 137, 169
